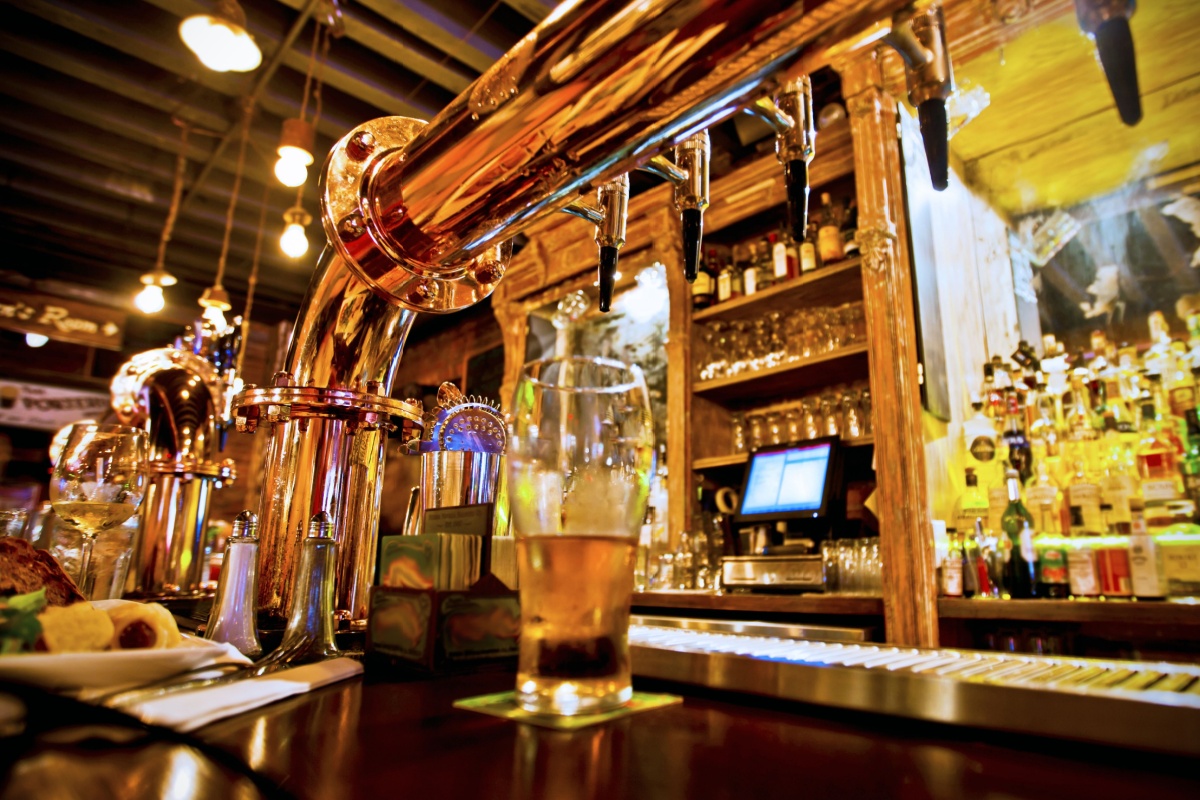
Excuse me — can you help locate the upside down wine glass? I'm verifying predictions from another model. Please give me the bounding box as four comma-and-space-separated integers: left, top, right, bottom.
50, 423, 148, 596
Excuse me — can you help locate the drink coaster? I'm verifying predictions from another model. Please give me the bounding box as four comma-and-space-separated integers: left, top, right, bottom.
453, 690, 682, 730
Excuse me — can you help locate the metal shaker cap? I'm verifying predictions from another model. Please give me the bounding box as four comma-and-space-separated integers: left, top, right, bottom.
307, 511, 334, 538
231, 509, 259, 538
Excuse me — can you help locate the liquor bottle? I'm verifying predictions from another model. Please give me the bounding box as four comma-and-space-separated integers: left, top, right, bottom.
799, 222, 822, 273
1000, 468, 1037, 598
742, 244, 760, 297
964, 398, 1003, 493
1136, 399, 1182, 508
1027, 379, 1063, 478
941, 532, 963, 597
770, 231, 794, 283
1094, 504, 1133, 598
954, 467, 990, 535
1095, 362, 1137, 438
1129, 500, 1167, 598
972, 519, 996, 597
691, 249, 718, 311
1066, 526, 1100, 597
1098, 444, 1136, 526
716, 248, 742, 302
1034, 526, 1070, 599
755, 236, 775, 290
961, 527, 980, 598
1180, 407, 1200, 516
1025, 461, 1061, 534
841, 197, 859, 257
1065, 457, 1103, 535
1064, 367, 1100, 447
1143, 310, 1174, 377
1001, 389, 1033, 484
1146, 372, 1186, 455
981, 363, 1001, 420
817, 192, 844, 263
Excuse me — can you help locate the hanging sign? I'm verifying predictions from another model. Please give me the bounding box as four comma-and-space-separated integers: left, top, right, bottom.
0, 288, 125, 350
0, 379, 111, 432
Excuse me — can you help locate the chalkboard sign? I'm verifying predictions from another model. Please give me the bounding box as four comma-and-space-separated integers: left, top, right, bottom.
465, 344, 505, 403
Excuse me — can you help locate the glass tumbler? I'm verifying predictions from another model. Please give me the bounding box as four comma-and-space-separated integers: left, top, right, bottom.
508, 357, 655, 715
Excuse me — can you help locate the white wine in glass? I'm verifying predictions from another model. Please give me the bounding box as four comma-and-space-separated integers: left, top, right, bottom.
50, 423, 148, 596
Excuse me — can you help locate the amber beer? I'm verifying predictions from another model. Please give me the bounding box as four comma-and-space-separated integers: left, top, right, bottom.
516, 534, 637, 714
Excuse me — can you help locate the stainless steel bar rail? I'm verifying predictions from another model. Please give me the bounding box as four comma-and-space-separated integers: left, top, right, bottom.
629, 622, 1200, 757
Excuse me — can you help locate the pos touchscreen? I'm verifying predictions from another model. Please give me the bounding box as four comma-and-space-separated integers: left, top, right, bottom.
736, 437, 840, 523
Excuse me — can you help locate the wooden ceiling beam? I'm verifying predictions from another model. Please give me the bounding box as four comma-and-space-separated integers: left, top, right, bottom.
353, 0, 508, 74
274, 0, 477, 92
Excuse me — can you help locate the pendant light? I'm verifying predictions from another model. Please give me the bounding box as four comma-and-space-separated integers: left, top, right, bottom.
135, 122, 188, 315
179, 0, 262, 73
274, 17, 329, 188
200, 101, 253, 331
280, 205, 312, 258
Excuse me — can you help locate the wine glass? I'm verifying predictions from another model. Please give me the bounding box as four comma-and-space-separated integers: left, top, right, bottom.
508, 356, 655, 715
50, 423, 148, 596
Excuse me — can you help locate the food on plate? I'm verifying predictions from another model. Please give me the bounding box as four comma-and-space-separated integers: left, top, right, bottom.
0, 589, 47, 654
107, 601, 182, 650
0, 537, 86, 607
37, 601, 115, 653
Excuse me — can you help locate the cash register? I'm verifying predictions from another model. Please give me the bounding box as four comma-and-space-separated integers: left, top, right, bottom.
721, 437, 843, 592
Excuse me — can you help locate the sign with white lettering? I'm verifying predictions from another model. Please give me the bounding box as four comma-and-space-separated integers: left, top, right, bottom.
0, 380, 111, 432
0, 289, 125, 350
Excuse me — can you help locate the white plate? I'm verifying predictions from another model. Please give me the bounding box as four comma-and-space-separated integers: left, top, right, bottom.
0, 601, 252, 690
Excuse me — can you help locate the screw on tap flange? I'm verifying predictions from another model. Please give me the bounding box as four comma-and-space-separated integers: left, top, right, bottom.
338, 212, 366, 242
347, 131, 376, 161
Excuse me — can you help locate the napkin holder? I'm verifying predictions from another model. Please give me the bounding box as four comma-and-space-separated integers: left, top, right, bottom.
367, 502, 519, 673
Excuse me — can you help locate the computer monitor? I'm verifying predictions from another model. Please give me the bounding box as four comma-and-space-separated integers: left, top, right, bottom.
736, 437, 842, 525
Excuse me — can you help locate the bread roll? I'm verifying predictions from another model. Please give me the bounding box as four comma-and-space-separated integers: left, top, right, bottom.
107, 602, 182, 650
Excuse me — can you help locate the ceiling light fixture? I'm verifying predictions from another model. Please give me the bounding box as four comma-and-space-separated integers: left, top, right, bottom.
280, 205, 312, 258
200, 101, 254, 332
274, 14, 332, 188
135, 122, 188, 315
179, 0, 263, 73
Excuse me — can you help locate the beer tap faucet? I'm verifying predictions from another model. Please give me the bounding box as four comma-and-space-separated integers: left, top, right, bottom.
562, 173, 630, 312
883, 3, 954, 191
638, 131, 711, 283
1075, 0, 1140, 126
744, 78, 816, 242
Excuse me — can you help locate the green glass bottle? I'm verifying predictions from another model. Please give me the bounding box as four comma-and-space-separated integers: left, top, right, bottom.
1000, 468, 1037, 598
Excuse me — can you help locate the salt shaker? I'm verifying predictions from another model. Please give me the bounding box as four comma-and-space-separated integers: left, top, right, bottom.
204, 510, 263, 658
262, 511, 339, 666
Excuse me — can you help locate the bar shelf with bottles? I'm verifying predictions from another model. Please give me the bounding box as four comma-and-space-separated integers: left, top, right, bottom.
939, 316, 1200, 624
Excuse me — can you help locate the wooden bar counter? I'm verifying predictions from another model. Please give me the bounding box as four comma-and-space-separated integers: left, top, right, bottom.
196, 671, 1200, 799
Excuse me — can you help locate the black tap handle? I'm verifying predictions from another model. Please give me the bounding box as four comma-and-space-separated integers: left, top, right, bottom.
598, 245, 620, 312
681, 208, 703, 282
1095, 16, 1141, 126
917, 98, 949, 192
783, 159, 810, 242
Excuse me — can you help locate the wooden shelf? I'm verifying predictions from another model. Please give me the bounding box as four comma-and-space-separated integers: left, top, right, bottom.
692, 436, 875, 471
693, 344, 869, 406
938, 598, 1200, 626
692, 258, 863, 323
634, 591, 883, 616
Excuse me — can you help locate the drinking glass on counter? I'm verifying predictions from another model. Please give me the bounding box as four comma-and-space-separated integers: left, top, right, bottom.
827, 537, 882, 595
508, 357, 655, 715
49, 423, 147, 597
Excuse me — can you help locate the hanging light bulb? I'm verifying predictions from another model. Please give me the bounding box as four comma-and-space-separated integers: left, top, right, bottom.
134, 269, 177, 314
179, 0, 262, 73
135, 284, 165, 314
199, 284, 232, 331
280, 206, 312, 258
24, 333, 49, 348
275, 118, 315, 188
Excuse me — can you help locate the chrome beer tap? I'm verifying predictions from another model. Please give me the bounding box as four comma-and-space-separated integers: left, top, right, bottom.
1075, 0, 1140, 126
882, 3, 954, 191
744, 78, 817, 241
638, 131, 712, 284
562, 174, 630, 312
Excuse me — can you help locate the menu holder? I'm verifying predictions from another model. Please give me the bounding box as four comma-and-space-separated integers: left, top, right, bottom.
367, 502, 520, 672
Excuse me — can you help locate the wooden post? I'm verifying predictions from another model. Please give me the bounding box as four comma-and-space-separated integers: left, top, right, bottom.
836, 49, 938, 647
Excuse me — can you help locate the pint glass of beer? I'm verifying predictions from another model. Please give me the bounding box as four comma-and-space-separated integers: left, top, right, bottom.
508, 357, 654, 715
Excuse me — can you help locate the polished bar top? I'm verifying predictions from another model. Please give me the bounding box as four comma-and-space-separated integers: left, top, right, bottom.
197, 672, 1200, 799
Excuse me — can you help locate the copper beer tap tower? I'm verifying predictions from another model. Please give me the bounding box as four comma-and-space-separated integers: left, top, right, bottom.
232, 0, 951, 626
